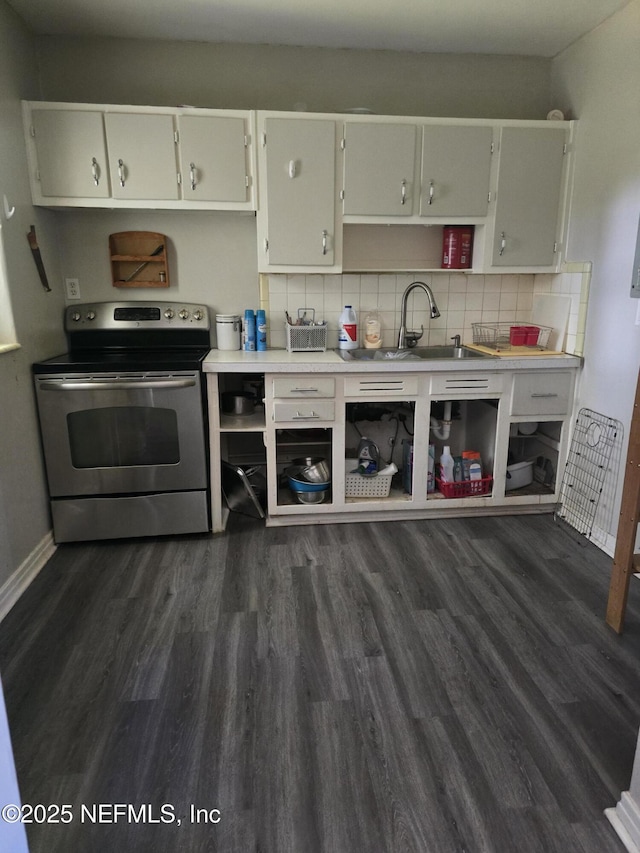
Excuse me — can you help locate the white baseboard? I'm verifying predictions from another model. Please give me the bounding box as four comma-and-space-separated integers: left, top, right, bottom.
606, 793, 640, 853
0, 531, 56, 623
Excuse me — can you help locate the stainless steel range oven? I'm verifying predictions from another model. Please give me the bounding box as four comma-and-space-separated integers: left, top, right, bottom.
33, 301, 211, 543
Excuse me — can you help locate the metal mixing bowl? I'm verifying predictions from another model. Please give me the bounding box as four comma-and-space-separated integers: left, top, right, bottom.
291, 456, 331, 484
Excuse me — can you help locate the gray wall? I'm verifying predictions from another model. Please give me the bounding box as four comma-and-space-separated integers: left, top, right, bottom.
0, 1, 64, 591
36, 36, 552, 119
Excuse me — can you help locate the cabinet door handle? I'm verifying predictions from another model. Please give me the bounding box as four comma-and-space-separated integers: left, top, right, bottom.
401, 179, 407, 205
293, 411, 320, 419
91, 157, 100, 187
499, 231, 506, 256
531, 392, 558, 398
428, 180, 434, 205
322, 230, 328, 255
189, 162, 197, 191
291, 387, 319, 393
117, 159, 126, 188
288, 159, 297, 179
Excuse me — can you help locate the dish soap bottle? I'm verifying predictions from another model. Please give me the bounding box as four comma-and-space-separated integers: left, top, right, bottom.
363, 311, 382, 349
439, 445, 455, 483
338, 305, 358, 350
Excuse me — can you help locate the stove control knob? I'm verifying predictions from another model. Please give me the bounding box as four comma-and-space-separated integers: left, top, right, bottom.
193, 309, 204, 321
164, 309, 175, 319
86, 311, 96, 321
71, 311, 81, 322
179, 309, 190, 320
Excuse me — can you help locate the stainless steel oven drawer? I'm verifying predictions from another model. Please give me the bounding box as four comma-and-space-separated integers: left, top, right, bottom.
51, 491, 210, 542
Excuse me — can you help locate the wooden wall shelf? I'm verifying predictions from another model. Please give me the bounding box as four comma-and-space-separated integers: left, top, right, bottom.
109, 230, 169, 288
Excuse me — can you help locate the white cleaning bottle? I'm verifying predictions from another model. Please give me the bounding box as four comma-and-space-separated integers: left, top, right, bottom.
439, 445, 455, 483
338, 305, 358, 350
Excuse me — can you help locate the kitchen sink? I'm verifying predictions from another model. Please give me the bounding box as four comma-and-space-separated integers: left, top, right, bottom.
335, 345, 495, 361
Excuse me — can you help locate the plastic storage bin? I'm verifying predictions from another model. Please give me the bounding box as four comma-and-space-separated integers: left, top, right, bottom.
345, 460, 393, 498
435, 476, 493, 498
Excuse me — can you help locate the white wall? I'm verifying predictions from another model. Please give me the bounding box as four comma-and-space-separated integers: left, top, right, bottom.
0, 0, 64, 593
551, 0, 640, 541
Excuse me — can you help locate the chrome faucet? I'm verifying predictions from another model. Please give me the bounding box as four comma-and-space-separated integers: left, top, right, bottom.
397, 281, 441, 349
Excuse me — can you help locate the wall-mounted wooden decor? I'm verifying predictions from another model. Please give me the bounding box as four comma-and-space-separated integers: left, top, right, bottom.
109, 231, 169, 288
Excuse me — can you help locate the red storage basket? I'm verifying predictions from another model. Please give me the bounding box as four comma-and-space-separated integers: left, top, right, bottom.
436, 476, 493, 498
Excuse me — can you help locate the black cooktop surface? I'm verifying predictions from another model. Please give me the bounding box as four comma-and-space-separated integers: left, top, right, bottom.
32, 348, 210, 375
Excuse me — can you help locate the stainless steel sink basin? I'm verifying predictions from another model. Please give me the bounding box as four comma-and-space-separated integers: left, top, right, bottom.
335, 345, 494, 361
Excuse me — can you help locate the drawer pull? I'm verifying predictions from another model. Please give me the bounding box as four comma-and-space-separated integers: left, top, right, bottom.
291, 387, 319, 393
531, 393, 558, 398
293, 411, 320, 420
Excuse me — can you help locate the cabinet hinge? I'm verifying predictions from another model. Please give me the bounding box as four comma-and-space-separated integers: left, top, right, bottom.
174, 130, 179, 144
261, 132, 267, 147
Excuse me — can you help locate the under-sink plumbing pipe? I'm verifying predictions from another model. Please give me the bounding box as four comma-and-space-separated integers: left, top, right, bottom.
430, 400, 452, 440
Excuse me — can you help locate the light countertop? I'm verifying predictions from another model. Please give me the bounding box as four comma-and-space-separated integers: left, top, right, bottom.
203, 348, 582, 374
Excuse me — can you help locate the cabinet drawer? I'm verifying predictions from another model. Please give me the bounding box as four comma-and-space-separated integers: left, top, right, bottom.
272, 376, 335, 398
430, 373, 503, 395
511, 371, 573, 415
344, 375, 419, 397
273, 401, 335, 422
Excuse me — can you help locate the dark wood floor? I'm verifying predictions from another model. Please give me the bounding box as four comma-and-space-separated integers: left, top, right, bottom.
1, 512, 638, 852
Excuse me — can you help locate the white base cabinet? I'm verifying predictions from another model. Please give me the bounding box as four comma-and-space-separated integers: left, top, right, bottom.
207, 363, 578, 532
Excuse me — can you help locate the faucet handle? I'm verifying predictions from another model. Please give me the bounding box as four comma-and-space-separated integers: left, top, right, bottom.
406, 327, 424, 348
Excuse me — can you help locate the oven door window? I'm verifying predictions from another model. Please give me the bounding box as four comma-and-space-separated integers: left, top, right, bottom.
67, 406, 180, 468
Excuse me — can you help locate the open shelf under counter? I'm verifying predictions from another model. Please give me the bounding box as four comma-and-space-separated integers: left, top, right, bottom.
219, 410, 266, 432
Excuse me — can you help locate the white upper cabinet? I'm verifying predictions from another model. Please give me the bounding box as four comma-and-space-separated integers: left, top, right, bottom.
258, 116, 340, 270
491, 126, 568, 268
29, 108, 110, 200
176, 114, 250, 204
23, 102, 256, 210
419, 125, 493, 217
343, 122, 417, 216
104, 112, 179, 201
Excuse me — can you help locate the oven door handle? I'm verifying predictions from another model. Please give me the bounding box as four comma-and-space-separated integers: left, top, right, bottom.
39, 377, 198, 391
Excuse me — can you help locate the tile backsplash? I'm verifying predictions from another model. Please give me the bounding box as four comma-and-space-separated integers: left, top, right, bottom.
262, 263, 590, 355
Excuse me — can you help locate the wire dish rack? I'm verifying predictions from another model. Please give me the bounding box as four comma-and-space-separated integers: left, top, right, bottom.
472, 321, 552, 350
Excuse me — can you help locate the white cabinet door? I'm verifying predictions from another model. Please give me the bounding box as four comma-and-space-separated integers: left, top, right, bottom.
419, 125, 493, 217
30, 109, 110, 199
105, 113, 179, 201
262, 117, 337, 267
492, 126, 567, 267
343, 122, 416, 216
177, 115, 249, 203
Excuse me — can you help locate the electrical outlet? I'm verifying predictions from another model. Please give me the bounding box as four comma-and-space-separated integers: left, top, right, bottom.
65, 278, 80, 300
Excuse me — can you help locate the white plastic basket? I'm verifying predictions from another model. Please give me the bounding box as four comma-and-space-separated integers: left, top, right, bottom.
286, 322, 328, 353
345, 460, 393, 498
